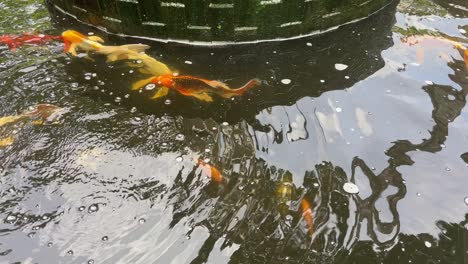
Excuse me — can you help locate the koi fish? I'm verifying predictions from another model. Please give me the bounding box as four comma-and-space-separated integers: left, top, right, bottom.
0, 136, 15, 147
0, 104, 62, 147
402, 35, 468, 67
0, 33, 62, 50
197, 159, 223, 183
108, 51, 173, 76
301, 198, 314, 236
134, 74, 261, 102
0, 104, 62, 127
62, 30, 172, 76
62, 30, 148, 57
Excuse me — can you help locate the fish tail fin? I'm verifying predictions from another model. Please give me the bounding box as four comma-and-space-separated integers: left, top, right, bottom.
100, 44, 149, 55
120, 44, 150, 53
132, 76, 156, 91
221, 79, 261, 98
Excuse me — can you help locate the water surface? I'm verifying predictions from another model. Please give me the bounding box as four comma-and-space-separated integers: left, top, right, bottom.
0, 0, 468, 263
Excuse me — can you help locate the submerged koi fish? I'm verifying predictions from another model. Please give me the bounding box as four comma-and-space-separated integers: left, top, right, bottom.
197, 159, 223, 183
0, 104, 62, 147
0, 33, 62, 50
301, 198, 314, 236
0, 104, 62, 127
402, 35, 468, 67
62, 30, 172, 76
134, 74, 261, 102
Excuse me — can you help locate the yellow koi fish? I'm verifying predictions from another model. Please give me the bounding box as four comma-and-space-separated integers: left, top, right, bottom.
62, 30, 149, 58
62, 30, 172, 76
0, 104, 62, 147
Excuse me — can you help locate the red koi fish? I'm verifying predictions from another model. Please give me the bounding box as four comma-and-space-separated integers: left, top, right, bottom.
197, 159, 223, 183
133, 74, 261, 102
0, 33, 62, 50
301, 198, 314, 236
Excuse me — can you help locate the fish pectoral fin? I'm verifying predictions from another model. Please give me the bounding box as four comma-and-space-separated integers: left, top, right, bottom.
88, 36, 105, 43
105, 52, 123, 63
151, 87, 169, 99
83, 53, 95, 61
68, 43, 78, 56
192, 93, 214, 102
131, 77, 155, 91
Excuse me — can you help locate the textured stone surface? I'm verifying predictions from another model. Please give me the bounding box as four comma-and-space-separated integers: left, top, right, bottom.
47, 0, 393, 43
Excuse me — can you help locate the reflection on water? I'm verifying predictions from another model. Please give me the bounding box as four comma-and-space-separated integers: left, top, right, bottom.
1, 0, 468, 263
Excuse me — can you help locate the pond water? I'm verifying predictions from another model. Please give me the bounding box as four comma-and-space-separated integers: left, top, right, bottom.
1, 0, 468, 263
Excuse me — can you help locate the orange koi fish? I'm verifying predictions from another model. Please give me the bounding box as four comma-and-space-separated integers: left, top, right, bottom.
134, 74, 261, 102
0, 33, 62, 50
197, 159, 223, 183
402, 35, 468, 67
301, 198, 314, 236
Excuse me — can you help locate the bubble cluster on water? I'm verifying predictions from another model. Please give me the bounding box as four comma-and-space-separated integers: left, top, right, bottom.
343, 182, 359, 194
6, 215, 17, 222
145, 84, 156, 91
88, 204, 99, 213
335, 63, 348, 71
175, 134, 185, 141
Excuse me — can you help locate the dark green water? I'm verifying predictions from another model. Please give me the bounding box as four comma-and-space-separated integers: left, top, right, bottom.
0, 0, 468, 263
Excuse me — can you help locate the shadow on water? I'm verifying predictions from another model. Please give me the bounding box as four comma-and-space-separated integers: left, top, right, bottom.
0, 0, 467, 263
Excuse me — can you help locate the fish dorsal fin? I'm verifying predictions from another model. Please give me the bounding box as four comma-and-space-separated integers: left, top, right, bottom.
120, 44, 150, 53
206, 80, 230, 90
88, 36, 105, 43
